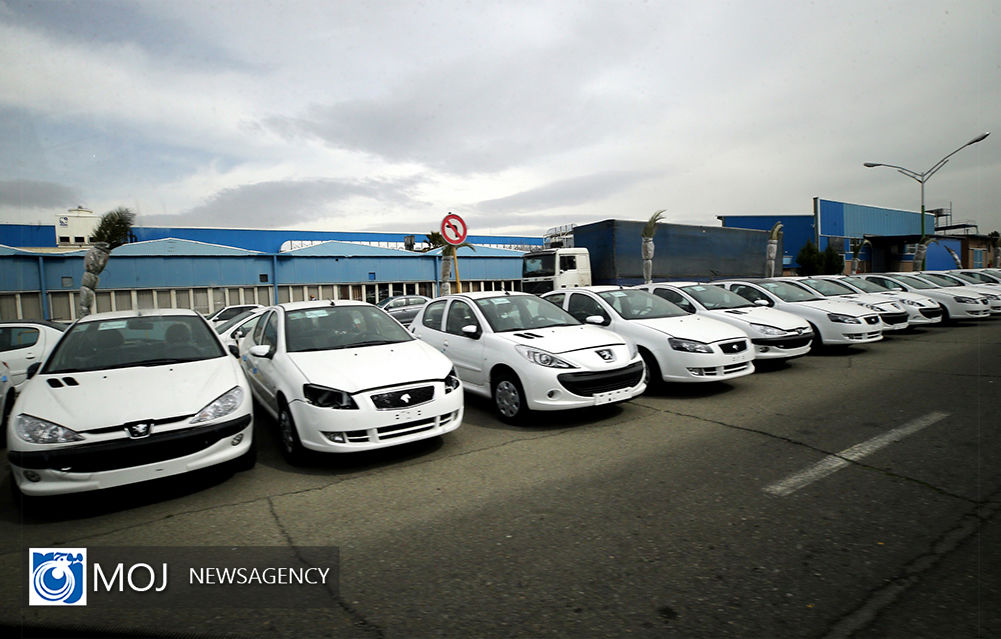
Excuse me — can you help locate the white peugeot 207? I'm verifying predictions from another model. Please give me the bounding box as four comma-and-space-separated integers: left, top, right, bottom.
239, 300, 463, 464
7, 309, 255, 498
410, 291, 646, 423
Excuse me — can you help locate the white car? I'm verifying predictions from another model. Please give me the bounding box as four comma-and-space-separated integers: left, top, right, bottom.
912, 272, 1001, 315
215, 307, 267, 351
7, 310, 254, 497
948, 269, 1001, 286
1, 321, 68, 433
784, 277, 910, 331
715, 279, 883, 346
239, 300, 462, 463
860, 274, 992, 321
634, 282, 813, 360
410, 291, 646, 423
817, 275, 944, 326
205, 304, 264, 325
542, 286, 756, 385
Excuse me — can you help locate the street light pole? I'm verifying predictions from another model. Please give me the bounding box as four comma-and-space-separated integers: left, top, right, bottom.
864, 132, 990, 241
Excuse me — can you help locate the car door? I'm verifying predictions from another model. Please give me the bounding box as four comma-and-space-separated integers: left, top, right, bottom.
566, 292, 610, 325
243, 310, 280, 410
442, 300, 487, 388
413, 299, 448, 351
0, 325, 45, 386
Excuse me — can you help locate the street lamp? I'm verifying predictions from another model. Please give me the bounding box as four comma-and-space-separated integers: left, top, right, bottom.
863, 132, 990, 240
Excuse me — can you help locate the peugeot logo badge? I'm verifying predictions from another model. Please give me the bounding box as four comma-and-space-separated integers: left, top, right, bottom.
596, 349, 614, 362
126, 423, 152, 439
400, 393, 411, 404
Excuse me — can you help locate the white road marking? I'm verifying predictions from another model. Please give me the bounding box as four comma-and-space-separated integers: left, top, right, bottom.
763, 411, 950, 497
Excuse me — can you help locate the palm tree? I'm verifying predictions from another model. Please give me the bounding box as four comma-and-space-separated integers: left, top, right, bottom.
424, 231, 475, 295
77, 207, 135, 318
641, 210, 665, 284
765, 222, 783, 277
849, 239, 871, 275
989, 231, 1000, 268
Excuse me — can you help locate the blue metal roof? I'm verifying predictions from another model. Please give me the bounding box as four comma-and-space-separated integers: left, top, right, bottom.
426, 245, 524, 257
111, 238, 262, 257
281, 240, 415, 257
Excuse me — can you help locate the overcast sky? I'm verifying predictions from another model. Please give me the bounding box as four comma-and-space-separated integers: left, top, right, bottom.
2, 0, 999, 239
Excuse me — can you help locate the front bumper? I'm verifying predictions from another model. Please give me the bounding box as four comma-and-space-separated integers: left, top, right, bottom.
749, 333, 813, 359
290, 381, 464, 452
8, 414, 254, 496
522, 357, 647, 411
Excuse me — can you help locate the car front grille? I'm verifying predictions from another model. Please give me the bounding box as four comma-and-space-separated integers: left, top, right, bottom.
751, 335, 812, 349
370, 385, 434, 410
340, 410, 459, 444
8, 415, 251, 472
864, 316, 881, 325
557, 361, 645, 397
880, 312, 909, 325
718, 340, 748, 354
686, 362, 753, 377
919, 307, 943, 319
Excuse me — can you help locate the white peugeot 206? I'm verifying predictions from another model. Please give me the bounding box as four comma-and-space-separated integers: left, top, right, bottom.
239, 300, 463, 464
7, 310, 255, 498
410, 291, 646, 423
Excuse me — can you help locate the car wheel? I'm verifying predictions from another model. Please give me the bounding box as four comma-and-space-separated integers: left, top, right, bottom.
492, 372, 529, 424
639, 348, 662, 391
278, 404, 307, 465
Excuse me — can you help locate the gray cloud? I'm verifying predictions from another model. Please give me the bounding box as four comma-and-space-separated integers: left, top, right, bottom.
475, 171, 661, 215
0, 179, 79, 208
141, 177, 423, 228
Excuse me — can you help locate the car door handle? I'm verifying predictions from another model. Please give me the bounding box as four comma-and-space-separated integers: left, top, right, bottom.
442, 340, 449, 348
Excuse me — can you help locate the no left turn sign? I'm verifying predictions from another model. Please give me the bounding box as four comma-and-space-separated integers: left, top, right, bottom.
440, 213, 468, 246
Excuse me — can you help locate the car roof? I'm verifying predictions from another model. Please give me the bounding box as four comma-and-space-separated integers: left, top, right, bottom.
276, 300, 371, 311
445, 291, 530, 300
0, 319, 68, 331
75, 308, 203, 324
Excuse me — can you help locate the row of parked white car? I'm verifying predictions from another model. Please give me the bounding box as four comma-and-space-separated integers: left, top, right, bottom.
4, 268, 999, 499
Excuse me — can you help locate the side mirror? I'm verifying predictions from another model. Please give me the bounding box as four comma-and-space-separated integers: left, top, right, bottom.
754, 299, 770, 307
248, 344, 274, 359
27, 362, 41, 379
585, 315, 608, 326
228, 344, 240, 358
461, 324, 481, 339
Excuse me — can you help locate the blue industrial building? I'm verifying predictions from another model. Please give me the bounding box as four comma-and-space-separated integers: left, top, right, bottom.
719, 198, 961, 272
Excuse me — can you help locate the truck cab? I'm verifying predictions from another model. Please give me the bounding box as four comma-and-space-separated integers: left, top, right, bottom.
522, 248, 592, 295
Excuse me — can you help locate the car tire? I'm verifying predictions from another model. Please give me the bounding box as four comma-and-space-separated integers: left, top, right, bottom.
807, 322, 823, 349
278, 404, 308, 466
639, 348, 662, 391
1, 388, 15, 449
492, 371, 529, 424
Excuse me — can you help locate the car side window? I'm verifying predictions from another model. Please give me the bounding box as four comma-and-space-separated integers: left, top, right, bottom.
235, 315, 262, 338
422, 300, 447, 331
446, 301, 480, 336
261, 312, 279, 349
653, 289, 695, 314
0, 327, 40, 352
871, 277, 903, 291
567, 293, 609, 323
407, 297, 425, 307
731, 285, 770, 305
252, 311, 271, 345
544, 293, 566, 308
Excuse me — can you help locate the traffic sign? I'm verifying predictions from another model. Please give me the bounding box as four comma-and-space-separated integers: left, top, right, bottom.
440, 213, 468, 246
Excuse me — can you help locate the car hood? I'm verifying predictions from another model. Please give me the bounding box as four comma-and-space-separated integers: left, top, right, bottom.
837, 293, 903, 310
16, 357, 244, 433
630, 315, 749, 342
707, 306, 810, 331
788, 299, 874, 316
285, 339, 451, 392
497, 324, 624, 354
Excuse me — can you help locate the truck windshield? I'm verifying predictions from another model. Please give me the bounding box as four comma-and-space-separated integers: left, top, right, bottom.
474, 295, 579, 332
522, 253, 555, 278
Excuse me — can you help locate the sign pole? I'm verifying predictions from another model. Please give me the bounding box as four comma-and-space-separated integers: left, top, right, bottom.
440, 213, 469, 295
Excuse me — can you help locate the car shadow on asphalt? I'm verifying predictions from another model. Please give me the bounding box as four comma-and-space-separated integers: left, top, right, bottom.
641, 380, 741, 399
461, 393, 630, 432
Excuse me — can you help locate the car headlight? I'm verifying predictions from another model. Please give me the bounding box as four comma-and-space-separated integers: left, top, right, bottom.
303, 384, 359, 409
899, 299, 920, 307
749, 323, 786, 336
15, 414, 84, 444
827, 313, 861, 324
668, 338, 713, 353
444, 367, 461, 393
954, 296, 979, 304
190, 386, 245, 424
984, 294, 1000, 301
515, 345, 575, 368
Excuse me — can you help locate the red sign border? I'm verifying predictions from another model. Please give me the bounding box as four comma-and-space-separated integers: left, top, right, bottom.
440, 214, 468, 246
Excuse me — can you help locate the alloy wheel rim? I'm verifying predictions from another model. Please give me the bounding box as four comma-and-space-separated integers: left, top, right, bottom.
279, 411, 295, 453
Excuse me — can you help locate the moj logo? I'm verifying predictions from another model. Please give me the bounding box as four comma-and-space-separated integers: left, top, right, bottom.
29, 548, 87, 606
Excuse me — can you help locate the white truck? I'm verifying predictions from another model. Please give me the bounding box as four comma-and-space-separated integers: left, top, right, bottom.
521, 248, 592, 295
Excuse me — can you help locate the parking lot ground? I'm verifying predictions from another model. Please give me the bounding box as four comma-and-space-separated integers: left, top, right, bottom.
0, 319, 998, 638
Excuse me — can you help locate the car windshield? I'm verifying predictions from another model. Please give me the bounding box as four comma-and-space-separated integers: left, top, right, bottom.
917, 273, 962, 287
284, 306, 413, 352
44, 315, 224, 374
800, 278, 855, 296
760, 281, 823, 302
522, 253, 555, 278
215, 310, 257, 333
474, 295, 579, 331
841, 276, 888, 293
950, 272, 989, 285
892, 275, 936, 290
597, 289, 687, 319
